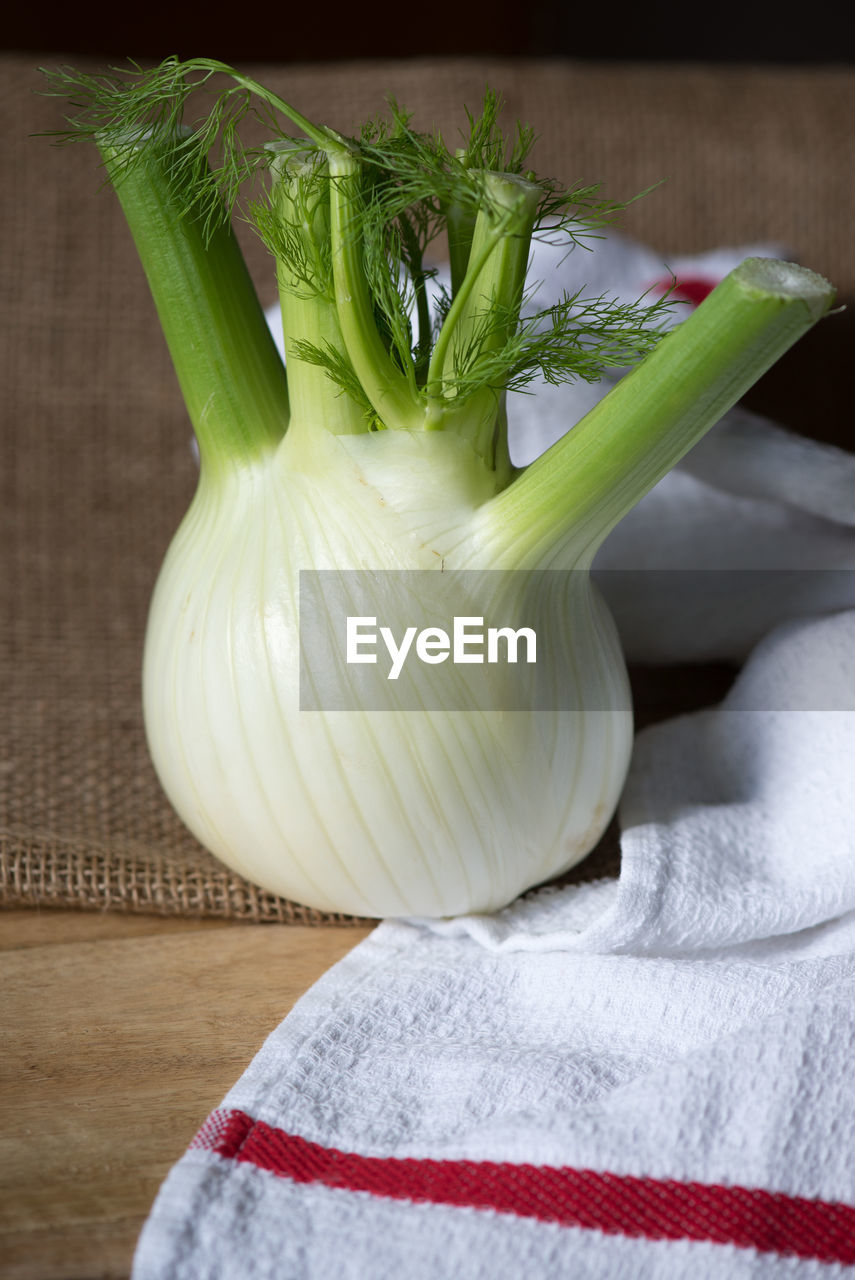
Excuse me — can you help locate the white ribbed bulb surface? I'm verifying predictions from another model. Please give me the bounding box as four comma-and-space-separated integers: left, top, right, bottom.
143, 423, 632, 918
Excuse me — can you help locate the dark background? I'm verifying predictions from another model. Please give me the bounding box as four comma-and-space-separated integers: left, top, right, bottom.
4, 1, 853, 64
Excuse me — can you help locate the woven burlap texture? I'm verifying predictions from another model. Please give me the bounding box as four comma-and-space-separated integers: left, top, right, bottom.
2, 55, 853, 920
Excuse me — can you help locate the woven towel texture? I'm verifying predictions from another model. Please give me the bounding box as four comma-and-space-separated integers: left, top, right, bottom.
2, 55, 853, 920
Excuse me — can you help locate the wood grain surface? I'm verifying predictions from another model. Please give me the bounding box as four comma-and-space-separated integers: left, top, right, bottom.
0, 909, 373, 1280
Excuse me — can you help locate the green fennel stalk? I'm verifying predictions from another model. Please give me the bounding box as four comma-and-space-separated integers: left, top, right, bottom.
42, 58, 689, 476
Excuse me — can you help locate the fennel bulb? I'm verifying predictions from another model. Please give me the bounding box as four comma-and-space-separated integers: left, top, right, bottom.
144, 424, 632, 916
45, 60, 836, 917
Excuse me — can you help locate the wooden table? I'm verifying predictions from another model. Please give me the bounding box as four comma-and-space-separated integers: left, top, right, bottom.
0, 909, 373, 1280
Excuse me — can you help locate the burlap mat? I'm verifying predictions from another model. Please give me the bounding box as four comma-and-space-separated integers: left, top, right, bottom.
2, 54, 852, 921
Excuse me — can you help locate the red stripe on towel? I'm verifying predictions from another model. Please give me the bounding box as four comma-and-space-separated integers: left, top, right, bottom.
651, 275, 718, 307
190, 1108, 855, 1265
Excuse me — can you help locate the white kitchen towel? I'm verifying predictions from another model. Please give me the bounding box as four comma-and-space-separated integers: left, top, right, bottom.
133, 240, 855, 1277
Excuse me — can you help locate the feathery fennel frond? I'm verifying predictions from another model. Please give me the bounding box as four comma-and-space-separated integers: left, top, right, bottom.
290, 339, 382, 428
505, 284, 680, 389
40, 58, 340, 238
435, 283, 679, 402
459, 88, 536, 175
42, 60, 250, 232
42, 57, 678, 447
254, 148, 335, 298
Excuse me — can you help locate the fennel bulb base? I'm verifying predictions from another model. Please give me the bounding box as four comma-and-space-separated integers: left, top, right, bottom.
142, 441, 634, 919
144, 704, 631, 919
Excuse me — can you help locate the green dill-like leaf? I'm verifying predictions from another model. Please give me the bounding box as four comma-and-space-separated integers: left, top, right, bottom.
435, 284, 679, 401
43, 60, 674, 441
349, 109, 451, 388
431, 279, 454, 335
39, 58, 337, 243
290, 339, 383, 427
41, 61, 240, 232
255, 148, 335, 298
508, 286, 679, 388
536, 181, 666, 255
459, 88, 536, 175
